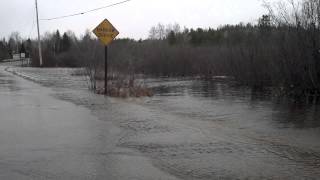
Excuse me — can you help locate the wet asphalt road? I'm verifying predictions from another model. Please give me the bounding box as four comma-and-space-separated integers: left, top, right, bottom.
1, 65, 320, 180
0, 66, 177, 180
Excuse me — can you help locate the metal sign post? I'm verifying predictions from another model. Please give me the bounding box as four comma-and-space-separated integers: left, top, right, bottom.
93, 19, 119, 95
105, 46, 108, 94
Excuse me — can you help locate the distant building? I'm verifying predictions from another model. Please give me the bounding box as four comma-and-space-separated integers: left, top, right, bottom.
12, 53, 26, 60
12, 53, 20, 60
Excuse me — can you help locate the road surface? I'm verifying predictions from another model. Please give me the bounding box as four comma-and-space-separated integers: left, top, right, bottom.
0, 66, 177, 180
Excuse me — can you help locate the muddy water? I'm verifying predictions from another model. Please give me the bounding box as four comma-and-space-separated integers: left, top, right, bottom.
5, 67, 320, 179
148, 77, 320, 129
132, 78, 320, 179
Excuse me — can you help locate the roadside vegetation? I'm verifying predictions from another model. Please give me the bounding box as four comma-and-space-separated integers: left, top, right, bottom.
0, 0, 319, 101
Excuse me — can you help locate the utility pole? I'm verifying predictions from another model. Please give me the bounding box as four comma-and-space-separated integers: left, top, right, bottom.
35, 0, 43, 66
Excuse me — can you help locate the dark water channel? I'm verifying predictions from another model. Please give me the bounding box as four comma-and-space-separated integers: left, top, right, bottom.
149, 77, 320, 129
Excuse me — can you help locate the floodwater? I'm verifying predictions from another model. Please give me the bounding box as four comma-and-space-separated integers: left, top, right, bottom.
2, 66, 320, 179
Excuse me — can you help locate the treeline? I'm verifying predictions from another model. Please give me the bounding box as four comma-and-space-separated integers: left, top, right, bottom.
0, 32, 30, 60
30, 30, 86, 67
1, 0, 320, 99
109, 0, 320, 99
0, 40, 10, 60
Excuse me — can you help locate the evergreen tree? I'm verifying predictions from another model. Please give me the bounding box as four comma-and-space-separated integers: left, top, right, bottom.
167, 31, 177, 45
61, 33, 71, 52
258, 15, 271, 35
25, 39, 32, 57
19, 43, 26, 54
0, 41, 7, 60
54, 30, 61, 53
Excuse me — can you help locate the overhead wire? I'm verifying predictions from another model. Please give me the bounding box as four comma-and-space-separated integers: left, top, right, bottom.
40, 0, 132, 21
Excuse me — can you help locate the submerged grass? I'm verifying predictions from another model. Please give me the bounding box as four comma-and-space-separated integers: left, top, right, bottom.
94, 74, 153, 98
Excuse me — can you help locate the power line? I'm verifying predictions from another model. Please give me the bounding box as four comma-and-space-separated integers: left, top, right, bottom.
40, 0, 132, 21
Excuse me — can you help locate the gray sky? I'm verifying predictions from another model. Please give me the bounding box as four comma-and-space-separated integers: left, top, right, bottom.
0, 0, 270, 40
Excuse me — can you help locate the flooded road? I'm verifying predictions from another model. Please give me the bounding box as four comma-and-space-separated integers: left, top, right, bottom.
0, 66, 177, 180
2, 66, 320, 179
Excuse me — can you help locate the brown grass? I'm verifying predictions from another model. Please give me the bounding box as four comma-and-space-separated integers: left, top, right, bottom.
95, 78, 153, 98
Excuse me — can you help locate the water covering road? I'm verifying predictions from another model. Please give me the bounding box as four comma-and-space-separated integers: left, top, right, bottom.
0, 66, 177, 180
1, 65, 320, 179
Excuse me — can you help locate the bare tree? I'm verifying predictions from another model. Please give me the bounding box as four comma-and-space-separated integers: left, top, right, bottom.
8, 32, 22, 53
157, 23, 166, 40
148, 26, 158, 40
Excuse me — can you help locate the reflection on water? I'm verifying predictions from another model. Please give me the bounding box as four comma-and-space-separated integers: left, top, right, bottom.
272, 103, 320, 128
148, 78, 320, 129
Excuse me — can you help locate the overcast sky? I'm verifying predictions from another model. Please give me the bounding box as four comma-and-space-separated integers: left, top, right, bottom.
0, 0, 270, 40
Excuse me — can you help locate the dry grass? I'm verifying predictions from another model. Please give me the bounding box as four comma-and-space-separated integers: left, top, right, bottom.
95, 77, 153, 98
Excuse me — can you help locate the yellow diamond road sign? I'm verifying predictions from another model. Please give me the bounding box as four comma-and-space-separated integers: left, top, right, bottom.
93, 19, 119, 46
